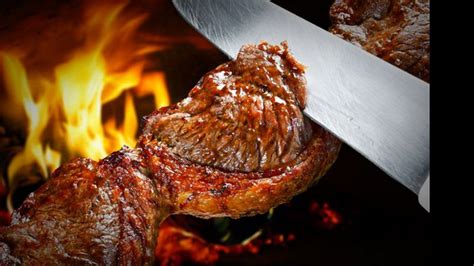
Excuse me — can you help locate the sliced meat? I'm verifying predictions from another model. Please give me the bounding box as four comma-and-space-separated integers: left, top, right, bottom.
141, 125, 340, 218
329, 0, 430, 82
140, 42, 341, 218
141, 42, 314, 172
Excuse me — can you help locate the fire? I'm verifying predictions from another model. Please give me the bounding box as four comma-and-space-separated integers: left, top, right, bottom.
0, 1, 170, 190
1, 53, 62, 180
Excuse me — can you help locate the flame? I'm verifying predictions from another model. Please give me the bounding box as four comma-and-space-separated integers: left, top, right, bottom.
1, 53, 62, 181
0, 1, 170, 187
136, 72, 170, 109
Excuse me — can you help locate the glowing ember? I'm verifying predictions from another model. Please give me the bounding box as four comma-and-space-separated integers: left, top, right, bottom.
154, 200, 342, 265
155, 218, 292, 266
309, 201, 342, 230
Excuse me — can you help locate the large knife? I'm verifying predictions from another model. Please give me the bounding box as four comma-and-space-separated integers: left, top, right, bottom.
172, 0, 430, 212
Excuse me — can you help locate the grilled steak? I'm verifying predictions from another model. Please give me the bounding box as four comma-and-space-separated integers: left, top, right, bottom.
0, 42, 341, 264
141, 124, 339, 219
0, 148, 166, 265
329, 0, 430, 81
140, 42, 341, 218
141, 42, 312, 172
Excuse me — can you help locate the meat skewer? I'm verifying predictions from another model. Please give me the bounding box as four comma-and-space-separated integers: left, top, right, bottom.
0, 42, 341, 264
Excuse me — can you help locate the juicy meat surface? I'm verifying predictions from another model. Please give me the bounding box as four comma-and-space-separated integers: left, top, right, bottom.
329, 0, 430, 82
140, 42, 341, 218
0, 42, 341, 264
142, 42, 313, 172
141, 125, 340, 218
0, 148, 166, 265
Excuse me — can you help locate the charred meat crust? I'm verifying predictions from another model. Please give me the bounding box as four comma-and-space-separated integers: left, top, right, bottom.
0, 149, 167, 265
141, 42, 315, 173
329, 0, 430, 82
139, 41, 342, 218
141, 125, 340, 219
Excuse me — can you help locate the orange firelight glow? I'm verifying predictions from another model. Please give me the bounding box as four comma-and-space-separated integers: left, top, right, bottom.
0, 1, 170, 191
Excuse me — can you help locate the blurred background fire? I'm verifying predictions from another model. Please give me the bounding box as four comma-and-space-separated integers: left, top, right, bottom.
0, 0, 430, 265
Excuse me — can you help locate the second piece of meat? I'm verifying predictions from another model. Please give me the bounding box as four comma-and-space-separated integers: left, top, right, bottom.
329, 0, 430, 82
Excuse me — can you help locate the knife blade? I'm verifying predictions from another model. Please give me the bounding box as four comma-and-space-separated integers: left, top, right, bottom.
172, 0, 430, 211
